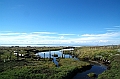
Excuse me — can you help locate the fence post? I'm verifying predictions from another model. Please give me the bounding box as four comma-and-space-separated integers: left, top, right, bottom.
44, 53, 45, 61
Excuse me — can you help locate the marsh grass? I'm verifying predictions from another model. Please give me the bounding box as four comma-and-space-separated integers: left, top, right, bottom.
73, 46, 120, 79
98, 55, 120, 79
1, 46, 120, 79
0, 58, 91, 79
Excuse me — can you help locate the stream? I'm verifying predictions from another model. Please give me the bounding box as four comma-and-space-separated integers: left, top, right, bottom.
37, 50, 107, 79
72, 63, 107, 79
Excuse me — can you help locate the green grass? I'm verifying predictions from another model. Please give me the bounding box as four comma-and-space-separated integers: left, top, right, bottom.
73, 46, 120, 79
98, 55, 120, 79
87, 72, 96, 77
0, 58, 91, 79
73, 46, 119, 62
59, 58, 90, 69
1, 46, 120, 79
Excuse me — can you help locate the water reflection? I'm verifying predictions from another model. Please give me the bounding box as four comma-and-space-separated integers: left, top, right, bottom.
37, 50, 75, 66
37, 50, 73, 58
37, 50, 107, 79
72, 65, 107, 79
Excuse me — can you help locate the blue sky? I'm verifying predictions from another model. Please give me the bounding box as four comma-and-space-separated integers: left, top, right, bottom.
0, 0, 120, 45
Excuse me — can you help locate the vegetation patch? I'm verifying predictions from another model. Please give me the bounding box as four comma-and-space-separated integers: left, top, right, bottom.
98, 55, 120, 79
59, 58, 92, 72
87, 72, 97, 78
0, 45, 120, 79
73, 46, 120, 79
0, 57, 91, 79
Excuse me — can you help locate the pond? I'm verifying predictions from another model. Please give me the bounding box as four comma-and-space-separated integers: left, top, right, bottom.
37, 50, 107, 79
72, 63, 107, 79
37, 50, 77, 66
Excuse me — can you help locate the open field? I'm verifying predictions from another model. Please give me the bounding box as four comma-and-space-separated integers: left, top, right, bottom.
0, 46, 65, 61
72, 45, 120, 79
98, 55, 120, 79
0, 58, 90, 79
0, 46, 90, 79
0, 45, 120, 79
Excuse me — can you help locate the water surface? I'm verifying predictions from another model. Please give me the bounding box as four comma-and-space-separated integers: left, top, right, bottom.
37, 50, 107, 79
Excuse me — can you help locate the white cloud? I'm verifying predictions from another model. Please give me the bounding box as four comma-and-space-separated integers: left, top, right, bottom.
59, 36, 64, 39
105, 26, 120, 32
0, 31, 27, 36
0, 31, 120, 45
106, 30, 115, 32
31, 32, 56, 35
58, 34, 75, 36
81, 32, 119, 37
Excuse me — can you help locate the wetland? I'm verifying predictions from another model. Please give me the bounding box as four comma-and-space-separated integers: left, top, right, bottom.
0, 45, 120, 79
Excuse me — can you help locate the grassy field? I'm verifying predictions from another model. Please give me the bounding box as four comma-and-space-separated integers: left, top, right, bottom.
0, 58, 90, 79
0, 45, 120, 79
74, 46, 120, 61
0, 46, 90, 79
72, 45, 120, 79
98, 55, 120, 79
0, 46, 64, 61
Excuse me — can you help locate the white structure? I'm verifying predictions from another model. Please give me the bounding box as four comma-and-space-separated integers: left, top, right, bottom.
60, 48, 74, 51
14, 53, 24, 56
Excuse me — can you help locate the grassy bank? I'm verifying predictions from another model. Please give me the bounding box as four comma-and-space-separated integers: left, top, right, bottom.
73, 45, 120, 79
74, 46, 120, 63
0, 46, 64, 61
98, 55, 120, 79
0, 58, 91, 79
0, 46, 91, 79
1, 45, 120, 79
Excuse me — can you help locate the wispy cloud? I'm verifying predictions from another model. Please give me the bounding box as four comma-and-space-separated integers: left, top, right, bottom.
0, 30, 120, 45
31, 32, 56, 35
105, 25, 120, 32
0, 32, 26, 36
81, 32, 119, 37
0, 31, 59, 44
58, 34, 75, 36
114, 26, 120, 28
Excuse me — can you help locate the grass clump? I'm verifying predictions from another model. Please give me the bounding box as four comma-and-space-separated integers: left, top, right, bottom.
0, 58, 91, 79
87, 72, 96, 77
98, 55, 120, 79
